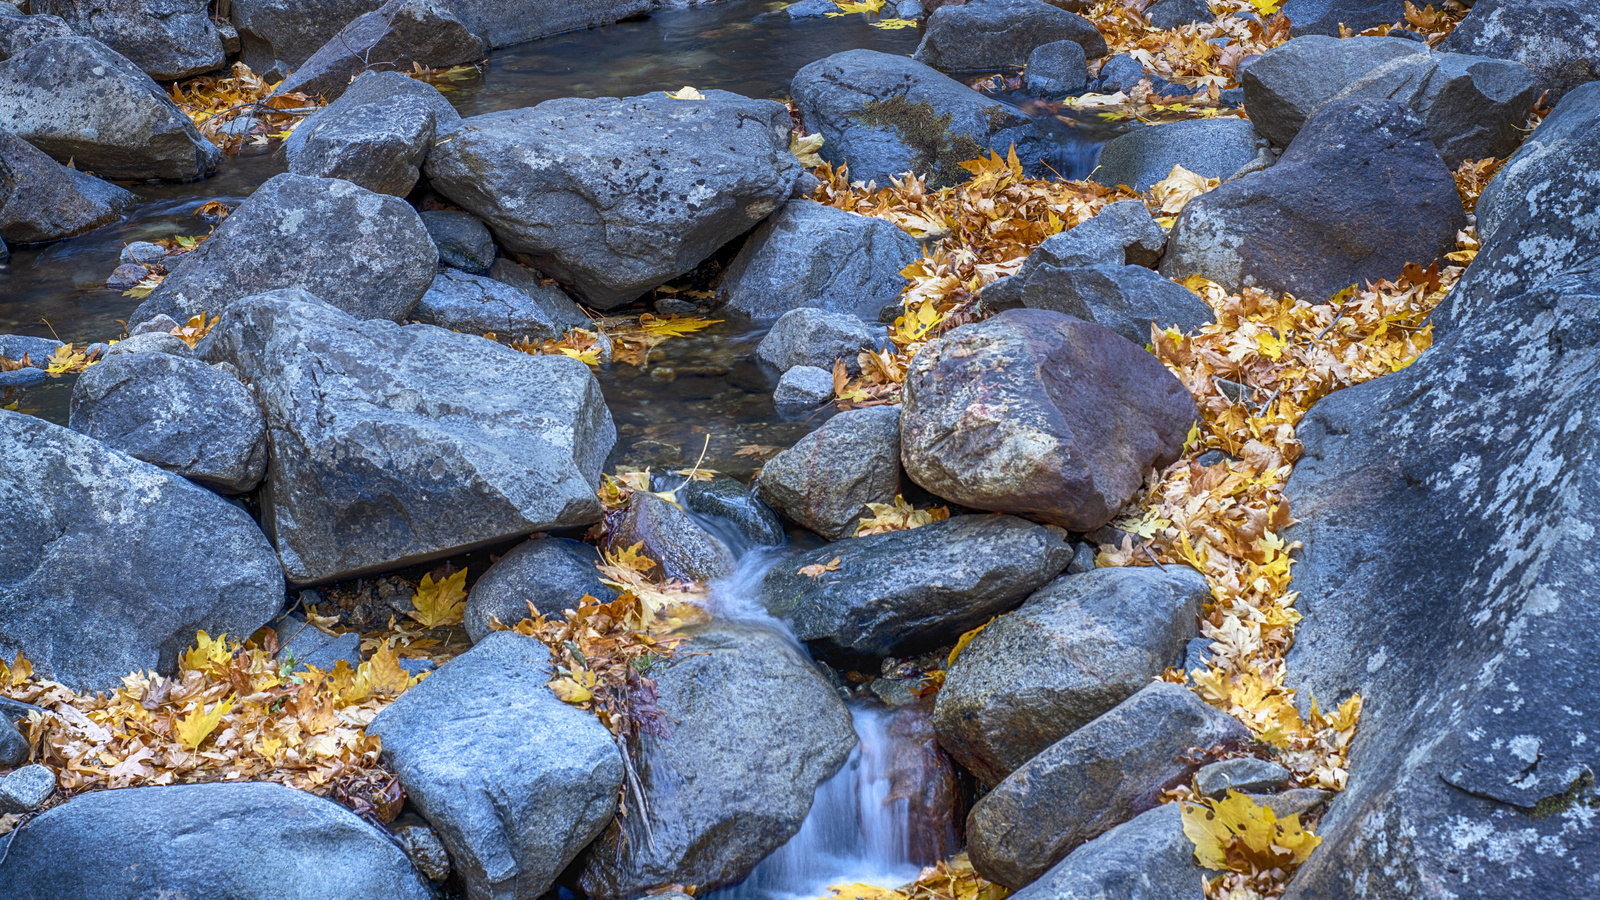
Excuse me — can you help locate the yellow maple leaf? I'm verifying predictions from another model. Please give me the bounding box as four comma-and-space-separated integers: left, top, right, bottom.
181, 631, 234, 673
1149, 164, 1221, 215
891, 299, 942, 347
947, 618, 993, 668
791, 132, 826, 167
827, 0, 885, 14
550, 666, 598, 704
855, 494, 951, 536
667, 86, 705, 100
407, 569, 468, 628
873, 17, 919, 29
174, 695, 235, 750
637, 314, 721, 338
1182, 790, 1321, 874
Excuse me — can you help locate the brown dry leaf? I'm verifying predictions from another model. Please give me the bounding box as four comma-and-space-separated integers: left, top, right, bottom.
855, 495, 951, 536
406, 569, 468, 628
798, 557, 843, 579
1149, 164, 1221, 214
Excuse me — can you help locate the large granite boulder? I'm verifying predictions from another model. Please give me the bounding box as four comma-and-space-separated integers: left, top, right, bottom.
1008, 803, 1205, 900
0, 409, 283, 691
285, 96, 435, 196
425, 90, 799, 310
370, 632, 624, 900
1161, 99, 1465, 303
578, 623, 857, 898
901, 309, 1196, 532
463, 537, 616, 642
0, 783, 433, 900
1439, 0, 1600, 103
33, 0, 223, 80
0, 14, 76, 59
133, 173, 437, 326
756, 405, 902, 540
912, 0, 1106, 72
719, 200, 921, 322
792, 49, 1048, 188
934, 567, 1208, 786
1279, 0, 1408, 37
0, 129, 132, 244
984, 262, 1215, 344
760, 514, 1074, 657
272, 0, 485, 101
231, 0, 380, 80
0, 36, 220, 180
200, 289, 615, 585
1090, 118, 1263, 193
1241, 36, 1427, 147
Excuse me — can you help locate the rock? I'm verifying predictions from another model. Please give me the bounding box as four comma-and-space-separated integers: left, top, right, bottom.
389, 813, 451, 882
201, 289, 615, 585
0, 782, 433, 899
0, 36, 220, 180
0, 410, 283, 690
105, 263, 147, 289
791, 49, 1049, 188
1147, 0, 1211, 29
0, 14, 75, 59
425, 90, 799, 310
1253, 788, 1329, 819
1279, 0, 1409, 37
0, 367, 46, 388
370, 632, 624, 900
464, 537, 615, 643
1477, 80, 1600, 248
1194, 758, 1289, 798
0, 129, 133, 245
0, 765, 56, 813
0, 719, 25, 768
1439, 0, 1600, 102
1096, 53, 1149, 93
284, 70, 461, 159
271, 612, 361, 672
933, 566, 1209, 786
755, 308, 878, 374
104, 330, 194, 358
486, 259, 592, 330
1181, 635, 1209, 675
32, 0, 223, 80
1041, 199, 1169, 269
128, 313, 180, 335
900, 309, 1196, 531
1090, 118, 1263, 192
287, 97, 435, 196
774, 364, 836, 408
986, 263, 1214, 344
913, 0, 1106, 71
1008, 803, 1205, 900
422, 209, 496, 275
606, 491, 735, 583
231, 0, 383, 80
756, 405, 902, 540
895, 0, 926, 18
133, 173, 437, 327
441, 0, 649, 54
787, 0, 833, 16
578, 623, 857, 898
760, 514, 1073, 657
1240, 35, 1428, 147
1024, 40, 1089, 95
271, 0, 485, 101
681, 475, 785, 547
68, 350, 268, 494
968, 682, 1249, 888
719, 199, 920, 322
413, 268, 572, 341
0, 334, 63, 365
1160, 99, 1464, 304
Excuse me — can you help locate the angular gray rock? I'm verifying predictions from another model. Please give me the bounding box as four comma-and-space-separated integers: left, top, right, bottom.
0, 36, 220, 180
578, 623, 857, 899
1146, 0, 1211, 29
487, 259, 593, 330
134, 173, 437, 326
605, 490, 735, 584
103, 330, 192, 358
370, 632, 624, 900
271, 0, 485, 101
1024, 40, 1089, 95
441, 0, 650, 53
284, 69, 461, 159
755, 307, 878, 374
760, 514, 1074, 657
231, 0, 387, 81
1240, 35, 1428, 147
901, 309, 1197, 531
933, 566, 1209, 786
0, 334, 61, 366
757, 405, 902, 540
1439, 0, 1600, 102
1477, 80, 1600, 246
422, 209, 496, 275
0, 409, 283, 691
413, 268, 569, 341
719, 199, 921, 322
1090, 118, 1263, 192
913, 0, 1106, 72
33, 0, 223, 80
1096, 54, 1149, 94
681, 475, 785, 547
68, 350, 268, 494
968, 682, 1249, 889
1279, 0, 1409, 37
0, 129, 133, 245
1008, 803, 1205, 900
1038, 199, 1168, 269
0, 765, 56, 814
201, 289, 615, 584
286, 97, 435, 196
463, 537, 616, 643
774, 364, 835, 408
0, 782, 433, 900
985, 263, 1214, 344
271, 612, 361, 672
425, 90, 799, 310
1193, 757, 1289, 798
1161, 99, 1465, 303
0, 14, 75, 59
0, 718, 26, 768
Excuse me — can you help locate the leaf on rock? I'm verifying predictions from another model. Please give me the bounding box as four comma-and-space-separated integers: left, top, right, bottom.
1182, 790, 1321, 874
798, 557, 843, 579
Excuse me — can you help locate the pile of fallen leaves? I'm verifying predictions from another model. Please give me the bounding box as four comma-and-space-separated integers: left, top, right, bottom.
168, 63, 321, 152
505, 312, 721, 368
825, 853, 1010, 900
1181, 790, 1321, 898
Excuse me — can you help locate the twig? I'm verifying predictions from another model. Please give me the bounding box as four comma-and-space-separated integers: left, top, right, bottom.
1142, 545, 1167, 571
614, 733, 658, 854
664, 434, 712, 496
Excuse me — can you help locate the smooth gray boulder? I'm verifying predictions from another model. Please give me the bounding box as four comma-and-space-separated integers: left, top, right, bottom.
760, 514, 1074, 657
913, 0, 1106, 71
0, 409, 283, 691
68, 350, 268, 494
1279, 0, 1409, 37
681, 475, 785, 547
283, 69, 461, 158
757, 405, 902, 540
1439, 0, 1600, 102
968, 682, 1249, 889
370, 632, 624, 900
201, 289, 615, 585
425, 90, 799, 310
1024, 39, 1089, 95
0, 782, 433, 900
754, 307, 879, 374
985, 263, 1214, 344
422, 209, 496, 275
773, 364, 835, 408
578, 623, 857, 898
1240, 35, 1428, 147
933, 566, 1209, 786
33, 0, 223, 80
0, 129, 132, 245
271, 0, 485, 101
464, 537, 616, 642
1146, 0, 1210, 29
1008, 803, 1205, 900
133, 173, 437, 327
413, 268, 569, 341
286, 97, 435, 196
719, 199, 921, 322
0, 36, 220, 180
487, 259, 593, 330
1090, 117, 1263, 192
442, 0, 650, 53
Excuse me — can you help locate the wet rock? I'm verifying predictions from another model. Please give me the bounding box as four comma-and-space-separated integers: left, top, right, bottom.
486, 259, 593, 330
787, 0, 833, 16
413, 268, 570, 341
877, 703, 962, 863
33, 0, 223, 80
773, 364, 835, 409
757, 405, 902, 540
0, 719, 25, 768
578, 623, 857, 899
464, 537, 616, 642
913, 0, 1106, 71
968, 682, 1249, 888
389, 813, 451, 883
0, 14, 75, 59
68, 350, 268, 494
0, 782, 433, 899
425, 90, 799, 310
901, 309, 1196, 531
760, 514, 1073, 657
985, 263, 1213, 344
606, 491, 735, 583
1439, 0, 1600, 102
0, 765, 56, 813
422, 209, 496, 275
1240, 35, 1427, 147
286, 97, 435, 196
934, 566, 1208, 786
230, 0, 384, 80
0, 129, 133, 245
442, 0, 649, 53
202, 289, 614, 585
0, 334, 64, 365
791, 49, 1049, 188
371, 632, 624, 900
0, 367, 45, 389
0, 410, 283, 691
1194, 757, 1289, 798
134, 173, 437, 327
754, 308, 878, 374
1090, 117, 1263, 192
272, 0, 485, 101
1011, 802, 1204, 900
1279, 0, 1408, 37
1161, 99, 1464, 303
105, 263, 147, 289
719, 199, 921, 322
682, 475, 785, 547
0, 36, 220, 180
1024, 40, 1088, 95
1146, 0, 1210, 29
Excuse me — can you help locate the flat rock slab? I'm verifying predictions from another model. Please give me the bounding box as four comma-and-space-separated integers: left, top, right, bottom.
413, 268, 569, 342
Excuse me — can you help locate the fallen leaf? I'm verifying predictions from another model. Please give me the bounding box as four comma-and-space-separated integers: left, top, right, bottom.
799, 557, 842, 579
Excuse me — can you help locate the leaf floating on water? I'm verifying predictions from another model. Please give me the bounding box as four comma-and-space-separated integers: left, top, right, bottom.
873, 17, 920, 29
827, 0, 885, 15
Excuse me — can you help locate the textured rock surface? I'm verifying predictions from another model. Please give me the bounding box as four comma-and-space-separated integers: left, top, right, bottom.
1090, 118, 1262, 192
1194, 758, 1289, 798
754, 308, 878, 374
442, 0, 651, 53
1146, 0, 1210, 29
757, 405, 902, 540
985, 263, 1214, 344
0, 129, 132, 244
1439, 0, 1600, 102
464, 537, 616, 642
286, 97, 435, 196
272, 0, 485, 101
606, 491, 735, 583
681, 475, 785, 547
413, 268, 568, 341
1024, 39, 1088, 95
422, 209, 496, 274
0, 14, 76, 59
1240, 35, 1428, 147
283, 70, 461, 159
486, 259, 593, 331
1279, 0, 1409, 37
1008, 803, 1205, 900
913, 0, 1106, 71
774, 364, 836, 408
33, 0, 223, 80
231, 0, 383, 79
1034, 200, 1168, 269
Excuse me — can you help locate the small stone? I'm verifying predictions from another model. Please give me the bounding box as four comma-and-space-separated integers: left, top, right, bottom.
0, 718, 26, 768
1096, 54, 1148, 93
787, 0, 834, 17
1066, 542, 1097, 574
1024, 40, 1089, 95
420, 210, 496, 275
755, 308, 877, 374
0, 764, 56, 813
774, 364, 836, 408
103, 331, 193, 358
654, 297, 699, 316
1146, 0, 1211, 29
119, 241, 167, 267
894, 0, 925, 18
606, 491, 735, 583
1182, 635, 1210, 674
105, 263, 147, 290
1247, 787, 1330, 818
129, 314, 181, 336
681, 476, 785, 547
464, 537, 617, 644
388, 812, 452, 882
1194, 757, 1290, 798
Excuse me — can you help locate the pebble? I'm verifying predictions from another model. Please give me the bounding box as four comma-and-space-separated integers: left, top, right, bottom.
0, 764, 56, 813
